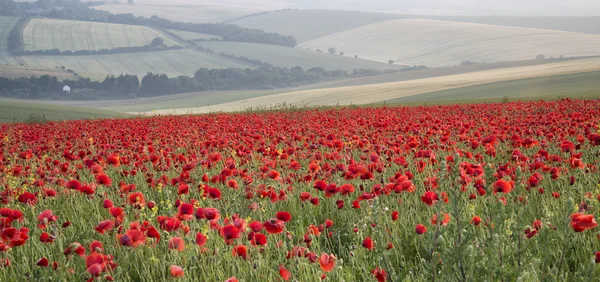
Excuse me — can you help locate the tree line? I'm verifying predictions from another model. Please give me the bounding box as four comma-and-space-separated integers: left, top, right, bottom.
0, 65, 396, 100
16, 45, 184, 56
1, 0, 297, 48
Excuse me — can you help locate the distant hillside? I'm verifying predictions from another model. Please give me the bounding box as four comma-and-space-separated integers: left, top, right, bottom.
197, 41, 403, 71
23, 19, 181, 51
231, 9, 402, 43
13, 49, 254, 80
300, 19, 600, 67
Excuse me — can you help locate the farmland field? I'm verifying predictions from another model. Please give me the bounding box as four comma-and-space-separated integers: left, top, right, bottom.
230, 9, 402, 43
22, 19, 181, 51
93, 0, 275, 24
0, 16, 20, 65
0, 65, 77, 79
165, 30, 221, 41
425, 16, 600, 35
383, 71, 600, 104
13, 49, 255, 80
197, 41, 403, 71
300, 19, 600, 67
0, 99, 125, 122
142, 57, 600, 114
1, 99, 600, 281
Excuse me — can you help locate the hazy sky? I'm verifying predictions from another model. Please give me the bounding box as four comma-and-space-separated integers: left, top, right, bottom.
285, 0, 600, 16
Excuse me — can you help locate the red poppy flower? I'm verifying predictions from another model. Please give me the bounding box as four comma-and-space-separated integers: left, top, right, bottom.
220, 225, 241, 241
96, 174, 112, 186
37, 257, 49, 267
431, 213, 451, 226
571, 213, 598, 232
170, 265, 184, 278
232, 244, 248, 260
64, 242, 86, 257
168, 237, 185, 251
39, 232, 55, 244
249, 221, 263, 232
267, 170, 281, 180
471, 216, 482, 226
196, 232, 207, 247
371, 267, 387, 282
362, 237, 374, 250
279, 265, 291, 281
38, 210, 58, 229
95, 220, 114, 234
493, 180, 513, 194
117, 229, 146, 248
250, 233, 267, 246
276, 211, 292, 222
420, 191, 439, 206
416, 224, 427, 235
128, 192, 145, 209
319, 253, 336, 272
264, 219, 285, 235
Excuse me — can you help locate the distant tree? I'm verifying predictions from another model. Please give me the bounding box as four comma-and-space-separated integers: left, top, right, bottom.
328, 47, 336, 54
355, 55, 358, 58
127, 0, 134, 4
29, 85, 42, 99
535, 54, 546, 60
150, 37, 165, 48
388, 60, 394, 65
339, 52, 344, 56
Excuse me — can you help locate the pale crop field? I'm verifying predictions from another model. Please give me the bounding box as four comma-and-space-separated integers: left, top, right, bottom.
23, 19, 182, 51
0, 65, 76, 79
300, 19, 600, 67
93, 0, 279, 23
139, 57, 600, 114
166, 30, 221, 41
197, 41, 402, 71
14, 49, 254, 80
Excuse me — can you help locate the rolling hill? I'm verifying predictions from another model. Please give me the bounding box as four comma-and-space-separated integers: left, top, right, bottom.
136, 57, 600, 114
23, 19, 181, 51
299, 19, 600, 67
383, 71, 600, 104
13, 49, 254, 80
230, 9, 402, 43
197, 41, 402, 71
425, 16, 600, 35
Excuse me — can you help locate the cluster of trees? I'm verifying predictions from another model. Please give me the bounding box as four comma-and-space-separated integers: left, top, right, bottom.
17, 44, 183, 56
0, 74, 140, 99
2, 0, 297, 47
0, 64, 400, 99
7, 18, 26, 52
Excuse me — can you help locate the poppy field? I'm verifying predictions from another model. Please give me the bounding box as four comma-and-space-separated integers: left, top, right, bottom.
1, 99, 600, 281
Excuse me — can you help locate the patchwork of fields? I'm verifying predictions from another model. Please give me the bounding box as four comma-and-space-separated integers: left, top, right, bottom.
299, 19, 600, 67
23, 19, 181, 51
